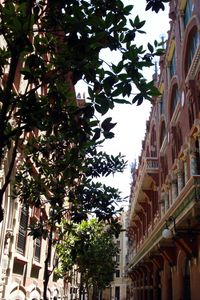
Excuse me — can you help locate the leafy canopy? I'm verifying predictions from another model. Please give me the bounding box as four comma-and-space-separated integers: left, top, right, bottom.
56, 218, 120, 290
0, 0, 166, 223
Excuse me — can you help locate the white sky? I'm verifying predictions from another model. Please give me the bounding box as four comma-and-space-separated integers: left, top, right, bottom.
76, 1, 170, 206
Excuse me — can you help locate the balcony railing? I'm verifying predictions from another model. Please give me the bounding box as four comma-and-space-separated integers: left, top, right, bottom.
129, 157, 159, 219
146, 157, 159, 171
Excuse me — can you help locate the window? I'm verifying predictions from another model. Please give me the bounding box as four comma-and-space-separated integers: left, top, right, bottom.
188, 98, 195, 128
187, 28, 199, 70
34, 237, 41, 262
160, 121, 166, 147
115, 286, 120, 300
116, 269, 120, 278
116, 254, 120, 263
184, 0, 193, 28
170, 84, 179, 119
160, 96, 164, 115
150, 126, 157, 157
171, 124, 183, 163
172, 86, 179, 115
17, 206, 28, 255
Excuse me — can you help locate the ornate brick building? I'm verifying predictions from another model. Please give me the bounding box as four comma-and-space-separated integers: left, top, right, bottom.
126, 0, 200, 299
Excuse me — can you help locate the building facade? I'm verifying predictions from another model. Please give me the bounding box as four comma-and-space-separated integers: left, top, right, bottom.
102, 212, 129, 300
0, 199, 64, 300
126, 0, 200, 299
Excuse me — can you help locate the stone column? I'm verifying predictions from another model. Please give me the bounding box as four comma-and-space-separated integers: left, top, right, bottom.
171, 173, 178, 202
183, 160, 188, 184
160, 192, 165, 217
168, 182, 173, 206
177, 161, 184, 194
164, 191, 169, 212
189, 151, 197, 176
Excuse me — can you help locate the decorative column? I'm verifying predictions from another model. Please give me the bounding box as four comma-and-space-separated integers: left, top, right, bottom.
183, 159, 188, 184
177, 160, 184, 194
197, 134, 200, 154
189, 150, 197, 176
164, 191, 169, 212
171, 173, 178, 202
160, 192, 165, 217
168, 182, 173, 206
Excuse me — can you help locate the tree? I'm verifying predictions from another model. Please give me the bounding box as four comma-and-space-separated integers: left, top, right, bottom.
56, 219, 120, 300
0, 0, 168, 298
16, 145, 126, 299
0, 0, 166, 221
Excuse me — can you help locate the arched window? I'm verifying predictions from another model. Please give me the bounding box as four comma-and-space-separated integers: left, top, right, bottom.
183, 0, 193, 28
171, 124, 182, 163
188, 97, 195, 128
150, 126, 157, 157
160, 121, 166, 147
170, 84, 179, 119
185, 26, 199, 75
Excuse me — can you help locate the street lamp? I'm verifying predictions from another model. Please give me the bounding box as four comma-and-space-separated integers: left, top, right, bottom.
162, 227, 173, 239
162, 216, 175, 239
162, 216, 200, 240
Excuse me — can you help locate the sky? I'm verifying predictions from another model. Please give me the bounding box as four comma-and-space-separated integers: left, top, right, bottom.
76, 1, 170, 207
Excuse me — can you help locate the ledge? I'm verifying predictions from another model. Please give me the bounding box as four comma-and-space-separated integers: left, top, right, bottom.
14, 253, 28, 264
32, 259, 42, 269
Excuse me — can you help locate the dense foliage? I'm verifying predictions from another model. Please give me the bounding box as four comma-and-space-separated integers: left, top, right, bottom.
0, 0, 166, 221
56, 219, 120, 300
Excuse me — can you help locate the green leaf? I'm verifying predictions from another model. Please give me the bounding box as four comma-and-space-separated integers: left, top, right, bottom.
147, 43, 154, 53
101, 117, 116, 132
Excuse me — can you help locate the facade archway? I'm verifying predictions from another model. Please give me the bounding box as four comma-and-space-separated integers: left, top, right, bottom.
9, 286, 26, 300
160, 120, 166, 148
150, 125, 157, 157
184, 25, 199, 77
169, 83, 179, 120
29, 287, 41, 300
181, 17, 200, 79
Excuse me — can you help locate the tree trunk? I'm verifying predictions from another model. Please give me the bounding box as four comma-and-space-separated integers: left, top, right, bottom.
43, 226, 53, 300
86, 283, 90, 300
92, 284, 98, 300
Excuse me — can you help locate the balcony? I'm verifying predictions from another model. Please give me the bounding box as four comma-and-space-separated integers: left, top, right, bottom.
127, 176, 200, 269
129, 157, 159, 219
146, 157, 159, 172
